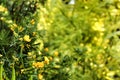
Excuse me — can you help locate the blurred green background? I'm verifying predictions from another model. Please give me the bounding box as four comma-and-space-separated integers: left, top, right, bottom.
0, 0, 120, 80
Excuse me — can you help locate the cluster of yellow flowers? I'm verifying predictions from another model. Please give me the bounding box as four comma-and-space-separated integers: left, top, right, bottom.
92, 18, 105, 32
19, 35, 32, 43
33, 61, 44, 68
32, 56, 50, 68
0, 5, 7, 12
32, 56, 50, 80
18, 26, 24, 32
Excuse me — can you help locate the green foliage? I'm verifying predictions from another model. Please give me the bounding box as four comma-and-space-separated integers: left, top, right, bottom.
0, 0, 120, 80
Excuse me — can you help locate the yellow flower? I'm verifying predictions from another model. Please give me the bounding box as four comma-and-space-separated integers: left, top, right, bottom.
96, 54, 104, 64
105, 76, 114, 80
49, 57, 53, 61
86, 45, 92, 53
106, 71, 115, 77
80, 43, 84, 47
19, 38, 23, 41
18, 26, 24, 32
0, 61, 3, 65
54, 65, 60, 69
0, 17, 4, 21
33, 62, 44, 68
23, 35, 31, 42
11, 24, 17, 30
32, 32, 36, 36
28, 52, 32, 56
21, 69, 24, 74
44, 56, 49, 64
93, 36, 103, 46
44, 48, 49, 52
0, 5, 7, 12
54, 51, 59, 56
30, 19, 35, 25
38, 74, 43, 80
102, 39, 109, 48
0, 54, 3, 57
110, 8, 118, 16
99, 32, 104, 36
92, 19, 105, 32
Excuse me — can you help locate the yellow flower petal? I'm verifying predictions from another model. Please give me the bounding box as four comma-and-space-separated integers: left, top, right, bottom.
23, 35, 31, 42
38, 74, 43, 80
44, 56, 49, 64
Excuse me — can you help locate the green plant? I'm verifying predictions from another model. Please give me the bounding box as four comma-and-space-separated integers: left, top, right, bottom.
0, 0, 120, 80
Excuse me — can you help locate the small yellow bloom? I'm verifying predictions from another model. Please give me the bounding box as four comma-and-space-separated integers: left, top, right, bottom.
13, 24, 17, 27
44, 48, 49, 52
99, 32, 104, 36
93, 37, 103, 46
92, 19, 105, 32
38, 51, 42, 55
28, 52, 32, 56
110, 9, 118, 16
38, 74, 43, 80
21, 69, 24, 74
106, 71, 115, 77
105, 76, 113, 80
23, 35, 31, 42
19, 38, 23, 41
80, 43, 84, 47
86, 45, 92, 53
0, 54, 3, 57
33, 62, 44, 68
54, 51, 59, 56
54, 65, 60, 68
32, 32, 36, 36
0, 17, 4, 20
18, 26, 24, 32
30, 19, 35, 25
6, 20, 12, 24
49, 57, 53, 61
44, 56, 49, 64
0, 61, 3, 64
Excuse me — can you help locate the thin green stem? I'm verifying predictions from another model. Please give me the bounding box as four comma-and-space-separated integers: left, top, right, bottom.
0, 62, 3, 80
29, 75, 33, 80
11, 65, 15, 80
